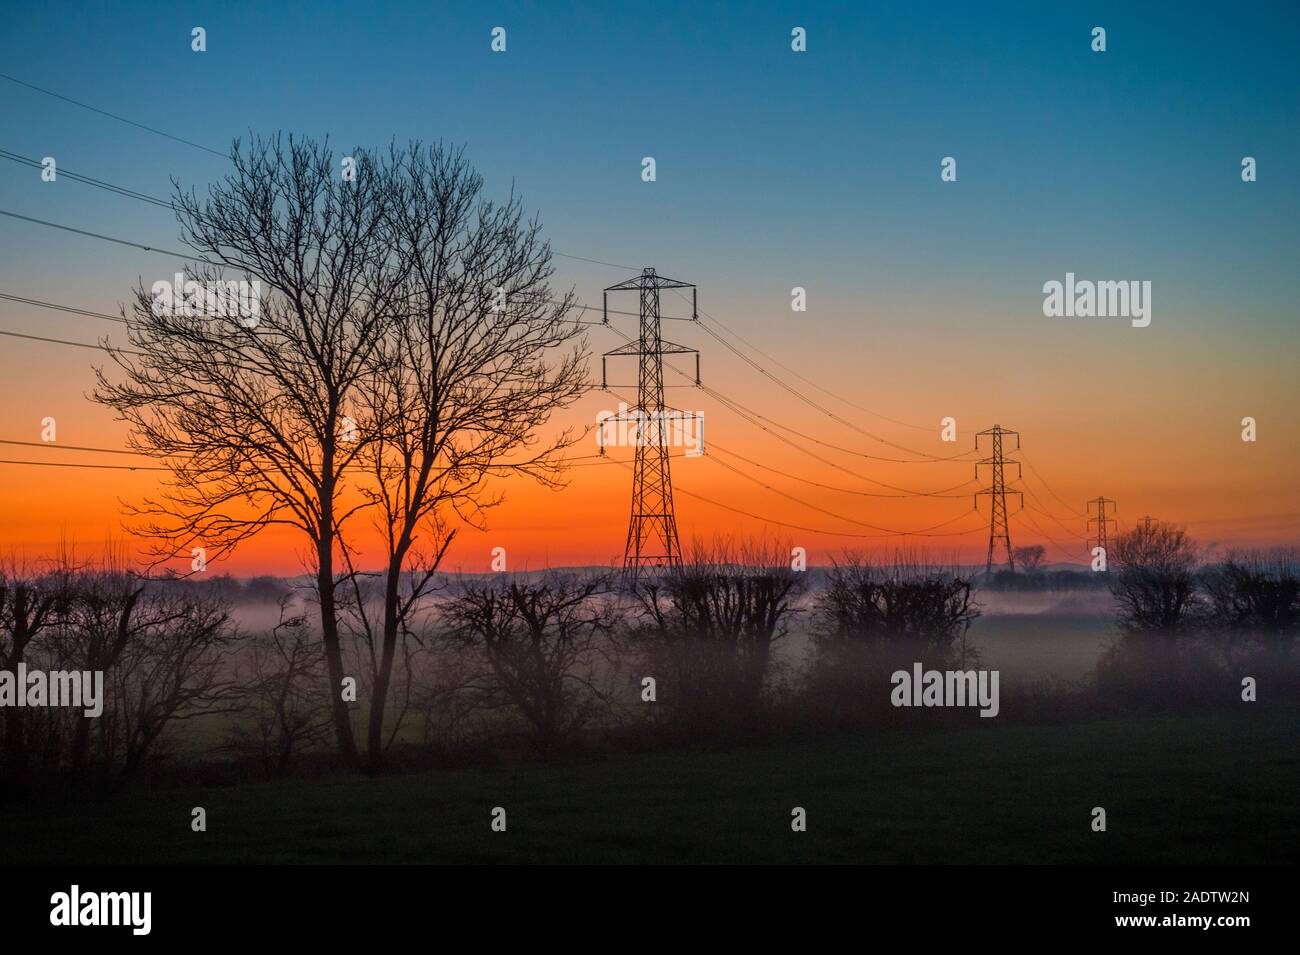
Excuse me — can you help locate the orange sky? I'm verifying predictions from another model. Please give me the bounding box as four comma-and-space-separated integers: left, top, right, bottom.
2, 286, 1297, 576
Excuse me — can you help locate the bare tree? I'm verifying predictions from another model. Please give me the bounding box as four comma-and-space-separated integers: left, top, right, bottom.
44, 566, 240, 786
93, 137, 400, 766
93, 136, 588, 770
1012, 545, 1046, 573
99, 591, 238, 785
1110, 520, 1201, 633
343, 143, 587, 767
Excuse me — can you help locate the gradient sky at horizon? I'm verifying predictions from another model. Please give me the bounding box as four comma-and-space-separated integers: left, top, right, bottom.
1, 1, 1298, 574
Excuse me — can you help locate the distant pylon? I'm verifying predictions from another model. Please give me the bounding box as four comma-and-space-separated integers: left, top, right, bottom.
975, 424, 1023, 574
601, 268, 701, 577
1086, 496, 1117, 567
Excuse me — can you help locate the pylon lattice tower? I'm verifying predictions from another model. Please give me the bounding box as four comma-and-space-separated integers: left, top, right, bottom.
1086, 496, 1117, 566
601, 268, 700, 577
975, 424, 1023, 574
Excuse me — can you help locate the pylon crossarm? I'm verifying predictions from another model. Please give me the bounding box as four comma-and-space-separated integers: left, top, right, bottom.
656, 341, 698, 355
603, 342, 642, 357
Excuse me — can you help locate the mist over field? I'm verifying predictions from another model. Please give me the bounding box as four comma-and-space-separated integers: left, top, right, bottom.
217, 571, 1120, 675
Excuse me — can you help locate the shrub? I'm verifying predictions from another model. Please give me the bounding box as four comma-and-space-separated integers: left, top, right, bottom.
1201, 549, 1300, 640
802, 552, 980, 727
816, 553, 979, 648
2, 558, 240, 793
225, 599, 331, 777
443, 573, 618, 759
632, 540, 804, 730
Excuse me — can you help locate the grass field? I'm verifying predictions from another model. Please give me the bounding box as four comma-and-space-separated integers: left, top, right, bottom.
5, 706, 1296, 865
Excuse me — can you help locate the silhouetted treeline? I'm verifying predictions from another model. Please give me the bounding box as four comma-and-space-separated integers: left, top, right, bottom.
983, 569, 1111, 592
3, 534, 1296, 797
147, 572, 295, 604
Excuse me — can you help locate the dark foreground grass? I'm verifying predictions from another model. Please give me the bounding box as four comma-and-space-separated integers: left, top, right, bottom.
4, 708, 1296, 864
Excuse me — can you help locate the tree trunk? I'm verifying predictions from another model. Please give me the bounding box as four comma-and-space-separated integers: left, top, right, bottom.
366, 557, 403, 771
316, 526, 360, 769
1, 611, 33, 782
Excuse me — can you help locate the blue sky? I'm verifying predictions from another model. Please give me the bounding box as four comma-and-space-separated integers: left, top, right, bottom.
3, 0, 1296, 321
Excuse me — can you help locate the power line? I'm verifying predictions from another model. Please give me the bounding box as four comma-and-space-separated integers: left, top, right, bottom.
600, 387, 978, 536
0, 291, 125, 324
0, 297, 1093, 550
602, 323, 979, 497
708, 441, 972, 499
1018, 482, 1088, 541
0, 301, 675, 396
0, 68, 657, 288
0, 152, 692, 323
1020, 449, 1087, 518
699, 379, 974, 465
0, 287, 619, 343
1014, 507, 1086, 562
0, 438, 145, 456
0, 74, 1098, 528
706, 452, 982, 537
668, 287, 936, 434
0, 71, 227, 158
2, 214, 1026, 544
0, 328, 140, 356
551, 250, 636, 270
608, 458, 983, 541
0, 208, 221, 264
1022, 499, 1086, 539
685, 306, 970, 462
607, 329, 983, 501
12, 437, 561, 477
0, 458, 167, 472
0, 149, 174, 208
0, 210, 689, 324
697, 383, 978, 494
602, 378, 976, 500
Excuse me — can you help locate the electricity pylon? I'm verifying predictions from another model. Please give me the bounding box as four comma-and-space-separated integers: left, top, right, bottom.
601, 268, 700, 577
975, 424, 1022, 574
1086, 496, 1117, 567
